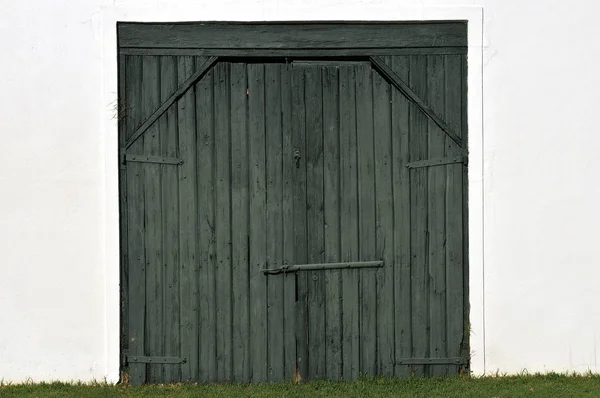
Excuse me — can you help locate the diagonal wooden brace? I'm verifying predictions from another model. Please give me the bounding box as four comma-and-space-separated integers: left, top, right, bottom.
369, 56, 464, 149
125, 56, 219, 149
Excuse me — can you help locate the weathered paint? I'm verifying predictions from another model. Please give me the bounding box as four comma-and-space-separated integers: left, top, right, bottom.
121, 50, 468, 383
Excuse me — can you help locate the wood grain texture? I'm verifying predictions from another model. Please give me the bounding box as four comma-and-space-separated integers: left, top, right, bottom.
230, 62, 250, 383
372, 64, 395, 377
177, 56, 200, 382
126, 57, 217, 149
388, 56, 412, 379
142, 57, 164, 383
291, 66, 309, 381
248, 63, 269, 383
339, 65, 360, 381
213, 62, 233, 382
125, 56, 147, 385
460, 53, 470, 371
370, 56, 463, 149
265, 63, 285, 382
159, 56, 181, 382
304, 66, 326, 380
125, 55, 147, 385
409, 55, 429, 377
426, 55, 448, 377
118, 54, 129, 376
120, 49, 469, 383
280, 64, 297, 381
118, 22, 467, 49
445, 54, 465, 375
322, 66, 342, 381
355, 64, 377, 377
195, 65, 217, 383
121, 47, 467, 57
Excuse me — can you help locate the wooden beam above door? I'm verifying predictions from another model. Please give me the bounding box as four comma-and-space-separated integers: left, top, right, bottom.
118, 21, 467, 49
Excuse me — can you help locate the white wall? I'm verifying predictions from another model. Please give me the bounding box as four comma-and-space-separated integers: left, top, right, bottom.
1, 0, 598, 383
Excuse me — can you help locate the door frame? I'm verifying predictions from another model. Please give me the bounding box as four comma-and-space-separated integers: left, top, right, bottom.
100, 7, 484, 382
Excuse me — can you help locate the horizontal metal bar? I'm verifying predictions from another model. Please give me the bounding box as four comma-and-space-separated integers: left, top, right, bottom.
120, 47, 468, 57
396, 357, 466, 365
406, 156, 467, 169
263, 261, 383, 275
127, 356, 186, 364
125, 155, 184, 165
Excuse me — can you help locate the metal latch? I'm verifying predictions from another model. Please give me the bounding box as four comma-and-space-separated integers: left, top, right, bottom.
263, 260, 383, 275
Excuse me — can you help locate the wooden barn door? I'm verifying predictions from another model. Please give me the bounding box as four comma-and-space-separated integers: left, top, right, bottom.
121, 58, 320, 384
267, 58, 468, 381
120, 53, 467, 384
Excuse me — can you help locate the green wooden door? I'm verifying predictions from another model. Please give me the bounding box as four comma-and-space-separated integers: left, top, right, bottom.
120, 55, 467, 384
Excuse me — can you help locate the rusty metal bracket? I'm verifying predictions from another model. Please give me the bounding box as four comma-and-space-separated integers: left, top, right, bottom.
396, 357, 467, 365
124, 155, 184, 165
127, 356, 187, 364
406, 156, 467, 169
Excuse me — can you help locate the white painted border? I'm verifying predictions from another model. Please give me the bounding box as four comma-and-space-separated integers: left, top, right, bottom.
99, 5, 484, 382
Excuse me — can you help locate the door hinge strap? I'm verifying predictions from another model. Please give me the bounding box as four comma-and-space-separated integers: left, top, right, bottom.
124, 155, 184, 165
263, 260, 383, 275
127, 356, 187, 364
406, 156, 467, 169
396, 357, 466, 365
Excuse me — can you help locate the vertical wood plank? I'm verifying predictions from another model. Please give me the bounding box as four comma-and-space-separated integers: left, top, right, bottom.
291, 66, 309, 381
178, 56, 199, 382
125, 55, 146, 385
372, 65, 394, 377
248, 63, 268, 383
322, 66, 342, 381
426, 55, 448, 377
408, 55, 429, 377
339, 65, 360, 381
159, 56, 180, 382
304, 66, 326, 380
195, 64, 217, 383
118, 54, 129, 380
265, 63, 285, 382
355, 64, 377, 377
281, 64, 297, 381
230, 62, 250, 383
213, 62, 233, 382
461, 53, 470, 370
445, 54, 465, 375
389, 56, 412, 378
142, 56, 164, 383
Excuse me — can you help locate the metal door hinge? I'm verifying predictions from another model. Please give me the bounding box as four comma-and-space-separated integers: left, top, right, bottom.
396, 357, 467, 365
126, 356, 187, 364
406, 156, 467, 169
124, 155, 184, 165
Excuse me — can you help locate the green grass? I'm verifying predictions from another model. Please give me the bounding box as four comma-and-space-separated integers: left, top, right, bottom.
2, 373, 600, 397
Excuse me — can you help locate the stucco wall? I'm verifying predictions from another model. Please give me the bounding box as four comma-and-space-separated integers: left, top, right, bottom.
1, 0, 598, 383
